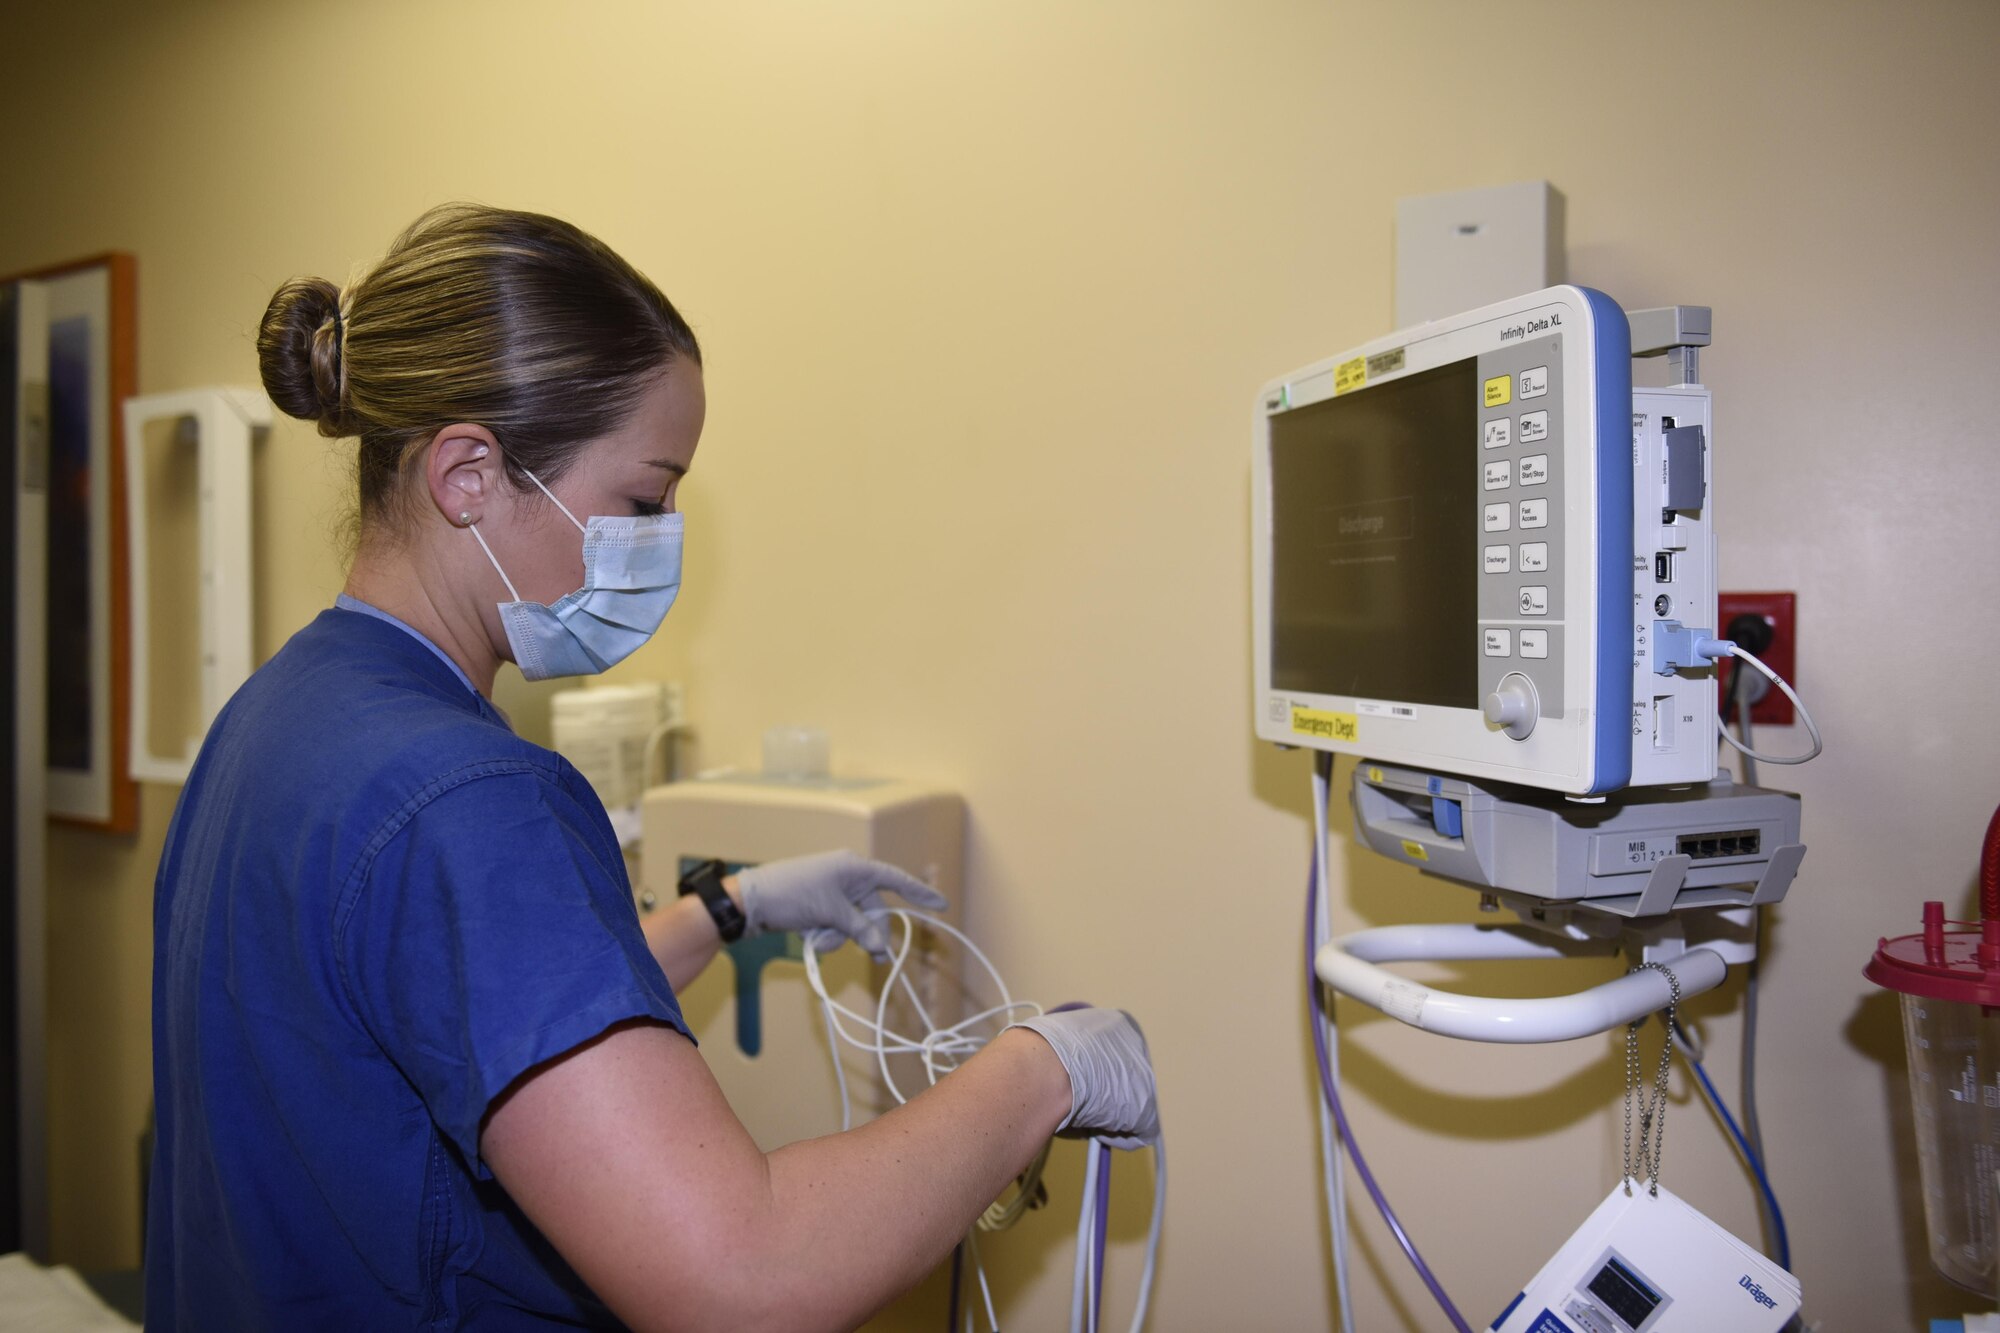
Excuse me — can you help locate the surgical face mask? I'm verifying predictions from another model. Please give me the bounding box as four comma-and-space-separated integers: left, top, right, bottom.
466, 469, 683, 681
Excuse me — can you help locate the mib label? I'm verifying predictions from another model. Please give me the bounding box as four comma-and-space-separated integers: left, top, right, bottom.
1621, 836, 1677, 865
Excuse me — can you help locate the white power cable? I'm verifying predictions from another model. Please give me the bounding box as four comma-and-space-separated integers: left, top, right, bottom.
1129, 1133, 1164, 1331
964, 1228, 1001, 1332
1072, 1142, 1101, 1333
1312, 763, 1357, 1332
1709, 643, 1821, 766
1734, 691, 1760, 787
800, 911, 1165, 1333
641, 719, 687, 787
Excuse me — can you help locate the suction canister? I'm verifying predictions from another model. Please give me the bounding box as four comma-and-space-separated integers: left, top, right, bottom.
1866, 807, 2000, 1293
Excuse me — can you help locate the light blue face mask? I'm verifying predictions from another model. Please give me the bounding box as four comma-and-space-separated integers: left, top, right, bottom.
467, 469, 683, 682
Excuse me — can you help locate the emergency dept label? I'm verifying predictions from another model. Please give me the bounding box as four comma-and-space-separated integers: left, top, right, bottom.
1290, 706, 1358, 742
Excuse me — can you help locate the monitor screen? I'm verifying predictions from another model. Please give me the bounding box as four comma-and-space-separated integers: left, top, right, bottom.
1585, 1255, 1663, 1328
1268, 357, 1479, 709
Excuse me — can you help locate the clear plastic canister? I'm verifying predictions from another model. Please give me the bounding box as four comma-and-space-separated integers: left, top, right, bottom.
1897, 990, 2000, 1293
1872, 818, 2000, 1296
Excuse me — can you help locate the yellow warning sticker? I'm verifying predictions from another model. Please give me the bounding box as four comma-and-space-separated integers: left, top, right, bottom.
1483, 374, 1512, 408
1334, 357, 1367, 395
1366, 767, 1384, 784
1290, 706, 1358, 743
1400, 839, 1430, 862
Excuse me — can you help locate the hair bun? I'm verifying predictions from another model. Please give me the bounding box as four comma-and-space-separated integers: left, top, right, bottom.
257, 276, 351, 435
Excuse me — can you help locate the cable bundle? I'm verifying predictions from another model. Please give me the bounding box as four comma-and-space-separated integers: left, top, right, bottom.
801, 911, 1164, 1333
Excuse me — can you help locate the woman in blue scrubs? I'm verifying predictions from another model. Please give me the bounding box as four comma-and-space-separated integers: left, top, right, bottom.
146, 204, 1156, 1331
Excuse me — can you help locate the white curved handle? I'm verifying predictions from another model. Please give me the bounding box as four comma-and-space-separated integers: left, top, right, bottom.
1314, 924, 1726, 1044
124, 387, 270, 784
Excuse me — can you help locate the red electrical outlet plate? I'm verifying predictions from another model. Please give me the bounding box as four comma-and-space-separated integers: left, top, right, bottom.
1716, 591, 1796, 725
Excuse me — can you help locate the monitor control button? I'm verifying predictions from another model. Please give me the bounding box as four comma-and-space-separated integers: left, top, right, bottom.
1483, 671, 1540, 740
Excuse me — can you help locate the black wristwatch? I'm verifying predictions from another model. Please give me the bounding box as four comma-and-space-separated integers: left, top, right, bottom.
678, 858, 747, 943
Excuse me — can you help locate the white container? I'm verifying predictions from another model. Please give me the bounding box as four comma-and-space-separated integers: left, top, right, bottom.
761, 725, 830, 781
551, 683, 669, 810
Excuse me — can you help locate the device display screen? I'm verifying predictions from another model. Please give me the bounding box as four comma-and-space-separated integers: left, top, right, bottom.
1586, 1256, 1662, 1328
1268, 358, 1478, 708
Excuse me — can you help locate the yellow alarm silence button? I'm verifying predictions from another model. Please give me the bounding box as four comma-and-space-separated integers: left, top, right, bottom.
1483, 374, 1513, 408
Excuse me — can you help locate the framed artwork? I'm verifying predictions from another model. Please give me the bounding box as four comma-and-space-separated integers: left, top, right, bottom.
1, 254, 137, 834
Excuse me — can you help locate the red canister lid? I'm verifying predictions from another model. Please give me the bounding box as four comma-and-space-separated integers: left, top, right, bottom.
1866, 901, 2000, 1006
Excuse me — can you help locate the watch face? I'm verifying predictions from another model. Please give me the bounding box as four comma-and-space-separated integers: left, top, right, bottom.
680, 860, 745, 941
679, 858, 723, 892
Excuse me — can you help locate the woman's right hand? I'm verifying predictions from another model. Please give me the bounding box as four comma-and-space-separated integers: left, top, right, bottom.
1008, 1008, 1159, 1149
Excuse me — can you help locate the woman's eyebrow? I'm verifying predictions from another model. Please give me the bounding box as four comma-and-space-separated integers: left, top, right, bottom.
644, 458, 688, 476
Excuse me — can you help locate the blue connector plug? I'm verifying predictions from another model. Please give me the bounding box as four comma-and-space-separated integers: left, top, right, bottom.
1651, 621, 1733, 675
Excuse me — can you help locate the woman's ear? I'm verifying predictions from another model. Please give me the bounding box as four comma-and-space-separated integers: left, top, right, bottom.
424, 424, 502, 528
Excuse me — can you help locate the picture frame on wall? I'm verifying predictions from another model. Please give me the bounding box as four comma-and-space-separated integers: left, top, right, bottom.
1, 254, 138, 835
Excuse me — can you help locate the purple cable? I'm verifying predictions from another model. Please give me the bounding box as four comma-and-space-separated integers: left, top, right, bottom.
1091, 1142, 1112, 1331
951, 1002, 1091, 1331
1307, 865, 1474, 1333
1046, 1003, 1114, 1332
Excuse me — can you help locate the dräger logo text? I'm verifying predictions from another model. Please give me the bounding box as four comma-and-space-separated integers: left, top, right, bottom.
1739, 1275, 1777, 1309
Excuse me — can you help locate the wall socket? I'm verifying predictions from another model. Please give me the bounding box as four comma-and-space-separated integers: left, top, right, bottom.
1716, 591, 1796, 725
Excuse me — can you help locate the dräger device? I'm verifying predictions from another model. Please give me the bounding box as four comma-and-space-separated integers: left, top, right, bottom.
1250, 285, 1718, 796
1487, 1183, 1800, 1333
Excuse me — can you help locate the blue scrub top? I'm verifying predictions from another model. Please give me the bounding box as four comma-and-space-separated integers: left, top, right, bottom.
146, 604, 690, 1330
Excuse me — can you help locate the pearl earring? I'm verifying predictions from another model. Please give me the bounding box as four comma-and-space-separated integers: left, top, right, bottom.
458, 512, 473, 526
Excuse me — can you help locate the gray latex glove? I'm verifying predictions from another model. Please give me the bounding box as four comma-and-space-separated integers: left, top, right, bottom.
1008, 1008, 1159, 1150
735, 850, 947, 960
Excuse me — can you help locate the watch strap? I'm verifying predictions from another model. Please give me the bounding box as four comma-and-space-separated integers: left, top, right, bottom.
677, 858, 747, 943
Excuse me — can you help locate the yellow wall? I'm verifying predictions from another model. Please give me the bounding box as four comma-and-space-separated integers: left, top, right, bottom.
6, 0, 1999, 1325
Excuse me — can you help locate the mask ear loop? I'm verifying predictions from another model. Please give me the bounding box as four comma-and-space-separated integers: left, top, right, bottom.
462, 465, 583, 604
521, 468, 587, 534
464, 520, 522, 602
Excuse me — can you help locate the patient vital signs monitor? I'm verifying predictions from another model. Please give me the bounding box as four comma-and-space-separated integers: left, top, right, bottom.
1251, 286, 1717, 796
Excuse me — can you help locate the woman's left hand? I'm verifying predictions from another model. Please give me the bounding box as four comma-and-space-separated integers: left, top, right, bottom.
735, 850, 947, 959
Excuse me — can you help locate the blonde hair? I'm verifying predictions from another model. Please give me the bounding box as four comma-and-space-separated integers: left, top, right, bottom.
257, 203, 700, 528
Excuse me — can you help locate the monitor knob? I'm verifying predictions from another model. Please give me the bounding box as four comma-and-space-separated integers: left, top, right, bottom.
1482, 672, 1540, 741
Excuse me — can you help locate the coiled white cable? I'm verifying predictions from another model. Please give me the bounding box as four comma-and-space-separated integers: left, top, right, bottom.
800, 911, 1165, 1333
1710, 642, 1822, 766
